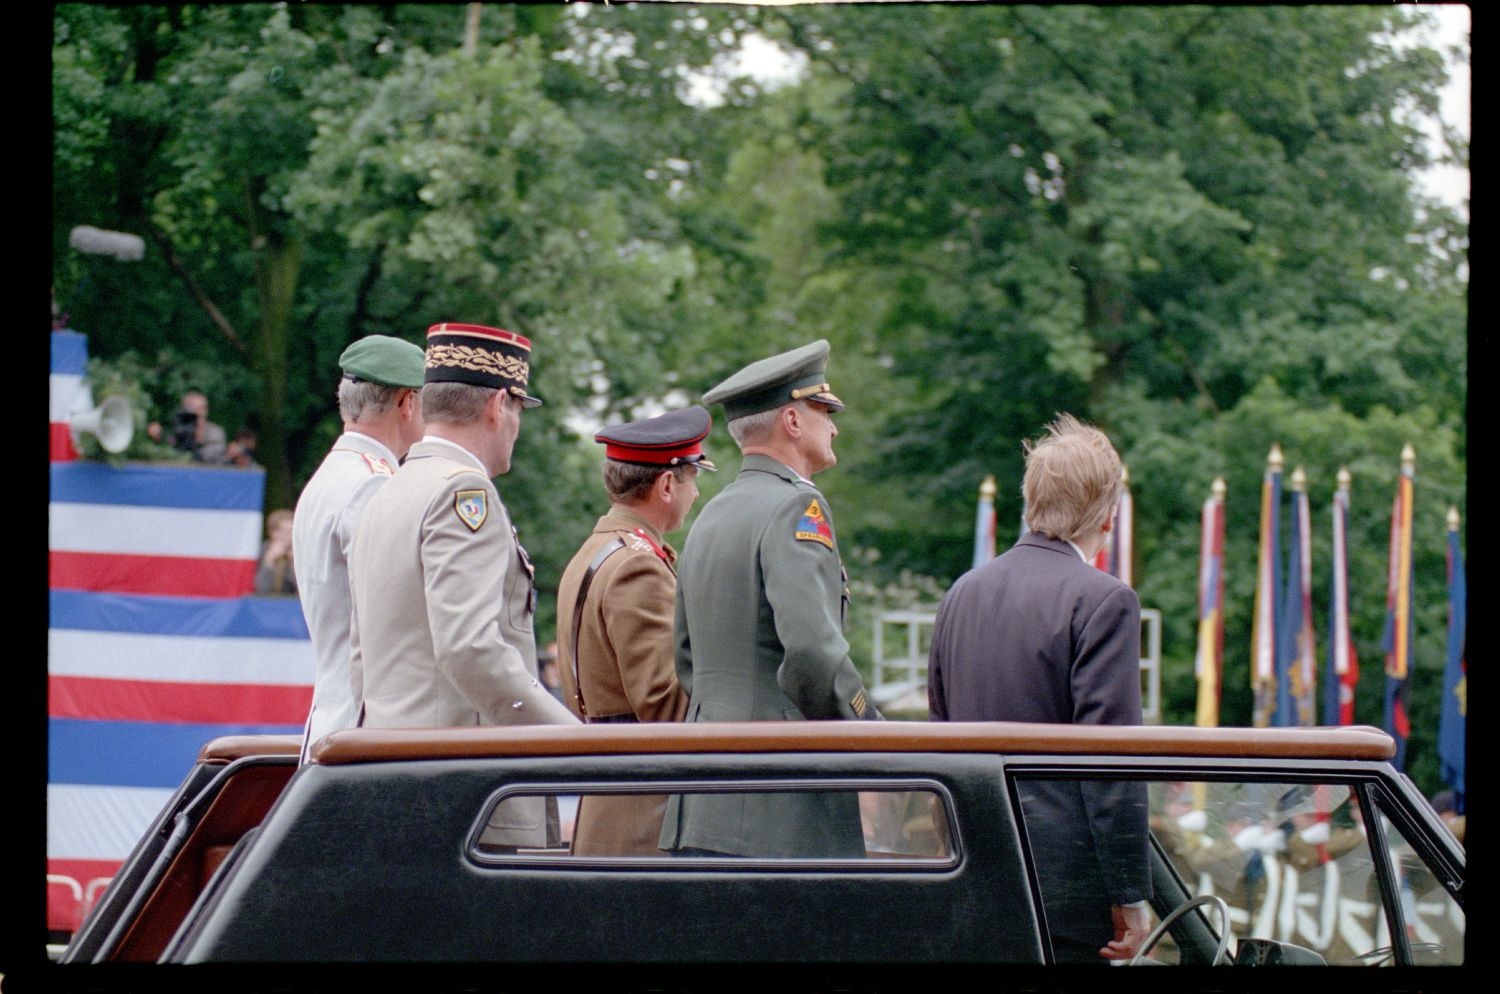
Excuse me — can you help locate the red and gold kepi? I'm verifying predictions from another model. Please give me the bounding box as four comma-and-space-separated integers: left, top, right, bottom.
424, 322, 542, 408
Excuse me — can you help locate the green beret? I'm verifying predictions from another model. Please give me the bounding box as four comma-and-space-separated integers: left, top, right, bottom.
338, 335, 426, 389
702, 340, 845, 420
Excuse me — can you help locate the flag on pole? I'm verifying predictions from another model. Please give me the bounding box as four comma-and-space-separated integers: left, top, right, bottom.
1324, 468, 1358, 725
1437, 507, 1466, 808
1277, 467, 1317, 726
1251, 444, 1283, 727
1382, 444, 1416, 770
972, 475, 997, 570
1194, 477, 1226, 728
1092, 465, 1132, 586
50, 330, 91, 462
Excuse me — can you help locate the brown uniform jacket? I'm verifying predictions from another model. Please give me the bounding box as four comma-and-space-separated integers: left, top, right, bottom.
556, 506, 688, 854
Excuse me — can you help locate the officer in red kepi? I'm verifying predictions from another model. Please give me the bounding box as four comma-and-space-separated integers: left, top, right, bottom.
556, 405, 715, 855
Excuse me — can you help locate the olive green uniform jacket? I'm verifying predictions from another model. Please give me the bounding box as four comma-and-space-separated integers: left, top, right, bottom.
660, 454, 879, 858
556, 506, 688, 855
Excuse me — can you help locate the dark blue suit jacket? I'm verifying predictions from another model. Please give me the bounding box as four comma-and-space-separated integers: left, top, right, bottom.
928, 531, 1150, 960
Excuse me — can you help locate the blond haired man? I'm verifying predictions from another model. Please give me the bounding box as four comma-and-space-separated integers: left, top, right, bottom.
927, 414, 1150, 963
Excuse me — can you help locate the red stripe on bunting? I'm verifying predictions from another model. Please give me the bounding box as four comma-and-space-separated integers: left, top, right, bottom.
50, 422, 78, 462
49, 551, 257, 597
49, 675, 312, 724
47, 858, 122, 932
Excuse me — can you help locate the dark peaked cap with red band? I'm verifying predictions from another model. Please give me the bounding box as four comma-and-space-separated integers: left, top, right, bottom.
424, 322, 543, 408
594, 406, 717, 471
701, 339, 844, 420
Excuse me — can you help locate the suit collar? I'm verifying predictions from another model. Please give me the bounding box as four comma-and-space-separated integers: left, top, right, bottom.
1015, 531, 1082, 560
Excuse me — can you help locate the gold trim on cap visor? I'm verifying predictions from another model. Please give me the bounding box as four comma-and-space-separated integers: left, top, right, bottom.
790, 383, 832, 400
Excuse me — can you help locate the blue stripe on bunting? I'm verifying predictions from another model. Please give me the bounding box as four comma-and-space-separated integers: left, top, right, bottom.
51, 331, 89, 376
48, 718, 303, 788
49, 461, 266, 510
49, 590, 310, 640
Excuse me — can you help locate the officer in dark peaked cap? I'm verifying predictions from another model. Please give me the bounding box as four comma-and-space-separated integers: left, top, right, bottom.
660, 340, 881, 861
556, 405, 715, 855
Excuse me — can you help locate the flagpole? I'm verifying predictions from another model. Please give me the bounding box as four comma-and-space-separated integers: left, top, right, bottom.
973, 475, 997, 571
1325, 467, 1358, 725
1383, 443, 1415, 770
1195, 476, 1226, 729
1287, 467, 1317, 725
1252, 444, 1283, 727
1437, 505, 1466, 809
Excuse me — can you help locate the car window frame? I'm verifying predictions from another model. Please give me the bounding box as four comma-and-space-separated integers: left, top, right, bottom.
1000, 754, 1450, 967
467, 777, 964, 871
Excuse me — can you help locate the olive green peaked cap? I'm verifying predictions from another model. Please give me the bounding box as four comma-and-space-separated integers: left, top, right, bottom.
338, 335, 426, 389
702, 339, 845, 420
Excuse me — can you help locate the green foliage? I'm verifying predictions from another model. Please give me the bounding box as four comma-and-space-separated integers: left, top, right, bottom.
53, 4, 1465, 794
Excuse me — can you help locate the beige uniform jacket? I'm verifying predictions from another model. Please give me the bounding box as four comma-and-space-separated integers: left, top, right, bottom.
348, 438, 578, 846
556, 506, 688, 854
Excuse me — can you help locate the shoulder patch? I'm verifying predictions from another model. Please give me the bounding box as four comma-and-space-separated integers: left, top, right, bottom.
454, 489, 488, 532
360, 452, 395, 476
794, 498, 835, 549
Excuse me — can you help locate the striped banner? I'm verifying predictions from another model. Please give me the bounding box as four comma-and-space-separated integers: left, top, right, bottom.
1251, 446, 1283, 727
1381, 445, 1415, 770
47, 331, 312, 933
1092, 467, 1133, 587
1437, 509, 1466, 805
1193, 479, 1226, 728
50, 330, 90, 462
1324, 471, 1358, 725
972, 475, 997, 570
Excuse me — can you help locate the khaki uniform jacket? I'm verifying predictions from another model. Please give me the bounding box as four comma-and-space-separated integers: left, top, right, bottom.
660, 454, 879, 859
292, 431, 398, 763
556, 506, 688, 855
348, 438, 579, 847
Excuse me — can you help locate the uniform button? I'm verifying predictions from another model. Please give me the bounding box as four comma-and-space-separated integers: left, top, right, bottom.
511, 701, 525, 710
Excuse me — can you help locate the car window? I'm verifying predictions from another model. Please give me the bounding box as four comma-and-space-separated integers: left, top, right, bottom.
1373, 808, 1464, 965
1013, 775, 1420, 965
472, 782, 956, 866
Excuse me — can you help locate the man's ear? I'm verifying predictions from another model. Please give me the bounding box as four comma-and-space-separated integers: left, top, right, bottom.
655, 469, 676, 503
781, 403, 802, 439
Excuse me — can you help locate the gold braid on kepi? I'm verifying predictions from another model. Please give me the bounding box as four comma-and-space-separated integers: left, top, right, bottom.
423, 322, 542, 408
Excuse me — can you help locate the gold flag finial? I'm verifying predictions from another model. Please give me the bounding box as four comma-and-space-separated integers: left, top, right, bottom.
1337, 465, 1351, 491
979, 474, 997, 500
1448, 506, 1460, 531
1401, 442, 1416, 470
1211, 476, 1226, 501
1290, 465, 1306, 491
1268, 443, 1283, 471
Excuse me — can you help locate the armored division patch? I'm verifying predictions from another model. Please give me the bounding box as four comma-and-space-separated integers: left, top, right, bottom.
794, 499, 835, 549
454, 489, 488, 531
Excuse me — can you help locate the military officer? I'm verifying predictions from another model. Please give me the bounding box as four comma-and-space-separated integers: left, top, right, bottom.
556, 406, 715, 855
292, 335, 426, 763
660, 340, 881, 861
348, 322, 579, 849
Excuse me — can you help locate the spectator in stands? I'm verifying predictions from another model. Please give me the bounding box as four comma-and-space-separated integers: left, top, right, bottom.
255, 509, 297, 596
227, 428, 260, 469
148, 390, 229, 463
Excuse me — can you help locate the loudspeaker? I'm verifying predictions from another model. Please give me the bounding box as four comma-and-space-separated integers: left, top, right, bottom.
70, 395, 134, 454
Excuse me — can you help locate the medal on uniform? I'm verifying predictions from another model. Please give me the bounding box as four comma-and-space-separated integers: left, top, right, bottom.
454, 489, 488, 531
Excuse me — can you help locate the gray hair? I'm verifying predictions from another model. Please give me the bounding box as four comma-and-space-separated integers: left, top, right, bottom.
421, 381, 499, 426
726, 407, 782, 449
337, 378, 403, 424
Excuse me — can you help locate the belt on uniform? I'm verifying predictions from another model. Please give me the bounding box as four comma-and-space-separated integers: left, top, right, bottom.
587, 713, 639, 725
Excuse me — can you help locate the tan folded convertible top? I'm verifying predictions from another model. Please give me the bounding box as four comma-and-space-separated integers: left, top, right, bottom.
302, 720, 1395, 765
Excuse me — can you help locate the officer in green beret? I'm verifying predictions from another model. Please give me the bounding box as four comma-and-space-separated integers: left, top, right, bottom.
293, 335, 427, 763
660, 340, 881, 860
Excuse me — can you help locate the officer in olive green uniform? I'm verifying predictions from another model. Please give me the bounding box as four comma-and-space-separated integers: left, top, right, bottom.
660, 340, 881, 860
557, 406, 715, 855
